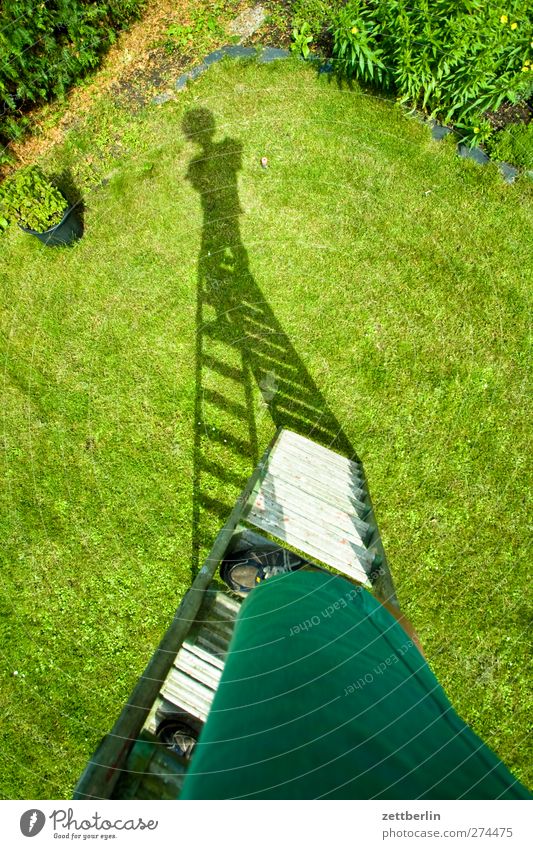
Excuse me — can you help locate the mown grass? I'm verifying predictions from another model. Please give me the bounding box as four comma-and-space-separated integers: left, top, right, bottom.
0, 56, 532, 798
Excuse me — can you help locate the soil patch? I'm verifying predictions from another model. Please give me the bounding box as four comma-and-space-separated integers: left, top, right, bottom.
0, 1, 255, 174
484, 99, 533, 131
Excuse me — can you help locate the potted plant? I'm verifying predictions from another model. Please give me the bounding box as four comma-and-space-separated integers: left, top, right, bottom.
0, 165, 83, 246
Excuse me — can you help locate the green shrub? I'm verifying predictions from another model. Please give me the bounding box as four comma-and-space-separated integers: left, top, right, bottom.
329, 1, 533, 125
454, 118, 494, 149
291, 22, 313, 59
0, 1, 145, 152
485, 121, 533, 168
0, 166, 67, 232
330, 1, 392, 87
291, 0, 344, 40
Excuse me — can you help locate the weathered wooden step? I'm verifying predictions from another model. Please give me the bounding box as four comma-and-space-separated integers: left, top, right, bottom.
245, 506, 372, 585
148, 590, 241, 726
241, 430, 375, 585
262, 463, 367, 514
111, 738, 187, 800
277, 431, 364, 476
174, 645, 223, 691
162, 668, 216, 722
250, 475, 371, 541
281, 429, 363, 470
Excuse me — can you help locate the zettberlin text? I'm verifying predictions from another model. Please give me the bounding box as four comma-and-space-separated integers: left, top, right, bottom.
382, 811, 440, 820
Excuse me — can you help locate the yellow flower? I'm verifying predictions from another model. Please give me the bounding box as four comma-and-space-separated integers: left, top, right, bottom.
473, 127, 480, 133
522, 66, 529, 71
500, 15, 508, 24
510, 22, 518, 30
351, 26, 359, 34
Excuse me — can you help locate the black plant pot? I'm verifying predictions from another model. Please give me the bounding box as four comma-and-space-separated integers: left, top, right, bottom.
20, 203, 83, 246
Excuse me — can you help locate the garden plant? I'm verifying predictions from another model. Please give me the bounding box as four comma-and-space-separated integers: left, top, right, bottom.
0, 165, 68, 233
290, 0, 533, 165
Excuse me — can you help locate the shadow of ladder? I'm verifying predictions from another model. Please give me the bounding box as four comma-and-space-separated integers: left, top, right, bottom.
194, 286, 397, 606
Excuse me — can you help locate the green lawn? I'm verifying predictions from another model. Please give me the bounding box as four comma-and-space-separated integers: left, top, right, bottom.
1, 56, 532, 799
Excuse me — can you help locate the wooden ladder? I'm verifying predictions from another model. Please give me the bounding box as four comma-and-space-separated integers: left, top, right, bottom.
73, 427, 397, 800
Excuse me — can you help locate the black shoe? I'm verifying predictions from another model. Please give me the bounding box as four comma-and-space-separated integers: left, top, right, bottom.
157, 718, 198, 759
220, 546, 310, 596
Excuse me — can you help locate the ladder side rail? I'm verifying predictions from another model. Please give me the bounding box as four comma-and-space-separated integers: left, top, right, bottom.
73, 429, 281, 800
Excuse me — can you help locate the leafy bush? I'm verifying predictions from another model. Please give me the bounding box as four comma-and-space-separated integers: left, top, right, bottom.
485, 121, 533, 168
328, 1, 533, 125
291, 0, 344, 41
454, 118, 494, 149
0, 1, 145, 152
291, 23, 313, 59
0, 166, 67, 231
331, 2, 391, 87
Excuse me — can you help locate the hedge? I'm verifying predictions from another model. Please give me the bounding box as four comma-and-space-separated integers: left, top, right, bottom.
0, 1, 145, 155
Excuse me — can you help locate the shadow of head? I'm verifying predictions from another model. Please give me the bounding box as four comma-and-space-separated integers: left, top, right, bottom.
182, 107, 216, 147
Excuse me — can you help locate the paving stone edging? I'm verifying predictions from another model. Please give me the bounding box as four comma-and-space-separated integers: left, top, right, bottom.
412, 112, 529, 185
153, 44, 530, 185
151, 44, 289, 104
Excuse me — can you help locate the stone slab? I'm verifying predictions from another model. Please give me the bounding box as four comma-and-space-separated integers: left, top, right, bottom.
228, 5, 266, 42
498, 161, 519, 184
152, 91, 175, 105
259, 47, 290, 63
431, 123, 452, 140
457, 143, 490, 165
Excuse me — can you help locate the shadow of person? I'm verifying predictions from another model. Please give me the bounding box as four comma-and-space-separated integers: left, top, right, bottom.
182, 107, 394, 603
